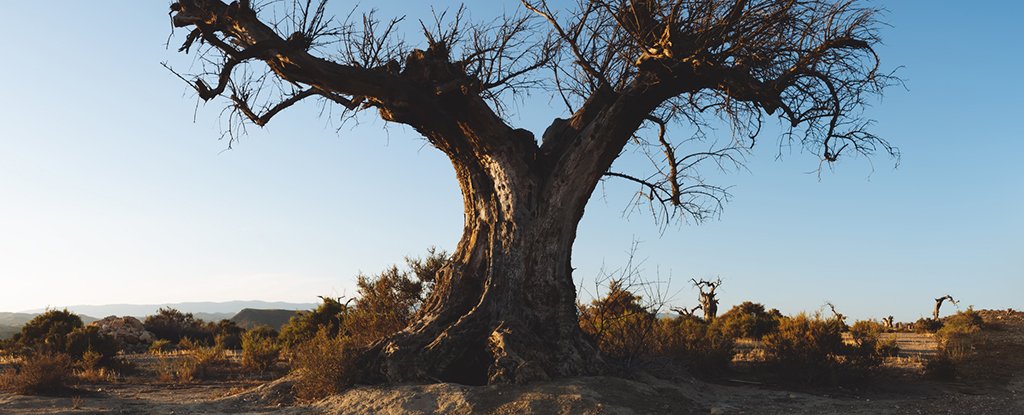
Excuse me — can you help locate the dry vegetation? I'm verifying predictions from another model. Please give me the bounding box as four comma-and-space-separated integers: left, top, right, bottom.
1, 253, 1019, 414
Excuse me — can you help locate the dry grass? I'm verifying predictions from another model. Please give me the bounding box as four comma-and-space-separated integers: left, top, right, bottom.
0, 353, 73, 395
292, 329, 364, 400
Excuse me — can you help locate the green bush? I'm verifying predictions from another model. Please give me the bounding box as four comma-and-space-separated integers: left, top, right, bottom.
211, 319, 245, 350
292, 329, 364, 400
279, 297, 351, 351
144, 308, 210, 344
715, 302, 782, 340
65, 326, 118, 364
0, 353, 73, 395
16, 309, 83, 354
241, 327, 281, 372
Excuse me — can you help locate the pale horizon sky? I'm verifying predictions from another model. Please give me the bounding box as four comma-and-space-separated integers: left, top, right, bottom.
1, 1, 1021, 321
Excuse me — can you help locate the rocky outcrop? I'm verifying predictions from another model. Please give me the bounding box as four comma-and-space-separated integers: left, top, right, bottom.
90, 316, 155, 353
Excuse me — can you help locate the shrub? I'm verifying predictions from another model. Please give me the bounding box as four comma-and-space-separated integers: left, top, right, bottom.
159, 345, 229, 383
211, 319, 245, 350
144, 308, 210, 344
578, 280, 659, 364
0, 353, 73, 395
923, 352, 957, 380
278, 249, 447, 352
149, 339, 173, 354
345, 265, 427, 346
655, 315, 735, 375
279, 297, 350, 351
938, 307, 984, 337
292, 329, 363, 400
65, 326, 118, 364
241, 328, 281, 372
914, 317, 942, 333
17, 309, 83, 354
848, 320, 884, 343
936, 307, 984, 361
715, 302, 782, 340
76, 350, 119, 383
762, 313, 846, 384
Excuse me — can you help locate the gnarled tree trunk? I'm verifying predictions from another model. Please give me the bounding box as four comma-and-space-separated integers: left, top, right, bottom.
357, 93, 651, 385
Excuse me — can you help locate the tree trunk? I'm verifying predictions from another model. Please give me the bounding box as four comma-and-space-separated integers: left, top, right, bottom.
355, 135, 606, 385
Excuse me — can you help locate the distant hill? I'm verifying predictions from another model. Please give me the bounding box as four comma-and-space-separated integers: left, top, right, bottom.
0, 311, 98, 339
0, 312, 38, 327
0, 324, 20, 339
21, 301, 315, 320
231, 308, 302, 330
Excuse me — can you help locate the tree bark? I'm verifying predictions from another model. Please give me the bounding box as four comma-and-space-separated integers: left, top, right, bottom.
356, 136, 603, 385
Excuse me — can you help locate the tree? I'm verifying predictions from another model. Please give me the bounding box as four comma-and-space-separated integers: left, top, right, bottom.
933, 295, 958, 320
691, 278, 723, 321
167, 0, 896, 384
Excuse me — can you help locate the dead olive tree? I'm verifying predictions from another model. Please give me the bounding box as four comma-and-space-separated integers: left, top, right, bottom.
933, 295, 958, 320
167, 0, 896, 385
692, 278, 723, 321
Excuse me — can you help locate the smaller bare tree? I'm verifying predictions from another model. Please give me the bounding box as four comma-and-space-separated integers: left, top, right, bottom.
933, 295, 958, 320
691, 278, 722, 321
825, 302, 846, 325
670, 305, 701, 317
882, 315, 895, 330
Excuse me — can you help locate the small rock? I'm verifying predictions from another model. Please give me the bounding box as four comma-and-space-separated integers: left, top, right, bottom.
710, 407, 725, 415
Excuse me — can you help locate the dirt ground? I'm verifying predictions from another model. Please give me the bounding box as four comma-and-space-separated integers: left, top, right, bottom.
2, 309, 1021, 415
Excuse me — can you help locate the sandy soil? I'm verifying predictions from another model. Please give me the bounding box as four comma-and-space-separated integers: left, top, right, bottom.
2, 310, 1021, 415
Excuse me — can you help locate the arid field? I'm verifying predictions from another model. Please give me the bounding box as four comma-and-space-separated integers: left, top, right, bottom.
2, 309, 1021, 414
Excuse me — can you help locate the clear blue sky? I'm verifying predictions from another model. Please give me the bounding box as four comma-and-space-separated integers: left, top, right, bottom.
0, 1, 1020, 321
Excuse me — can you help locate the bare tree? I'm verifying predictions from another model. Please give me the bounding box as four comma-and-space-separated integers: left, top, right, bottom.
825, 301, 846, 325
933, 295, 958, 320
167, 0, 897, 384
882, 315, 894, 329
691, 278, 722, 320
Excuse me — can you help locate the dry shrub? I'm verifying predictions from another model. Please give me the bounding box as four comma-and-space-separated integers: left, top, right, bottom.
292, 329, 364, 400
925, 307, 985, 374
654, 315, 734, 375
158, 345, 229, 383
762, 313, 846, 384
345, 266, 426, 346
149, 339, 173, 354
241, 328, 281, 372
0, 353, 73, 395
923, 352, 958, 380
75, 350, 117, 383
579, 280, 660, 365
715, 302, 782, 340
914, 317, 942, 333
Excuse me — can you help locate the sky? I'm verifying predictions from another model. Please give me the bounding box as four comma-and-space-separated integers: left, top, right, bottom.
0, 1, 1020, 321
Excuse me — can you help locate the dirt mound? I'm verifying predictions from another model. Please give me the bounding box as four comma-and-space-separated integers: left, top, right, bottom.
315, 376, 704, 415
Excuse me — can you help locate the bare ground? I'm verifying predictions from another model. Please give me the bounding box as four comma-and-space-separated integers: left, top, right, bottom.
2, 309, 1021, 415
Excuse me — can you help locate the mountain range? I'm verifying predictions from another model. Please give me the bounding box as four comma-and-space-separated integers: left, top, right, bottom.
1, 301, 317, 339
19, 300, 315, 319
